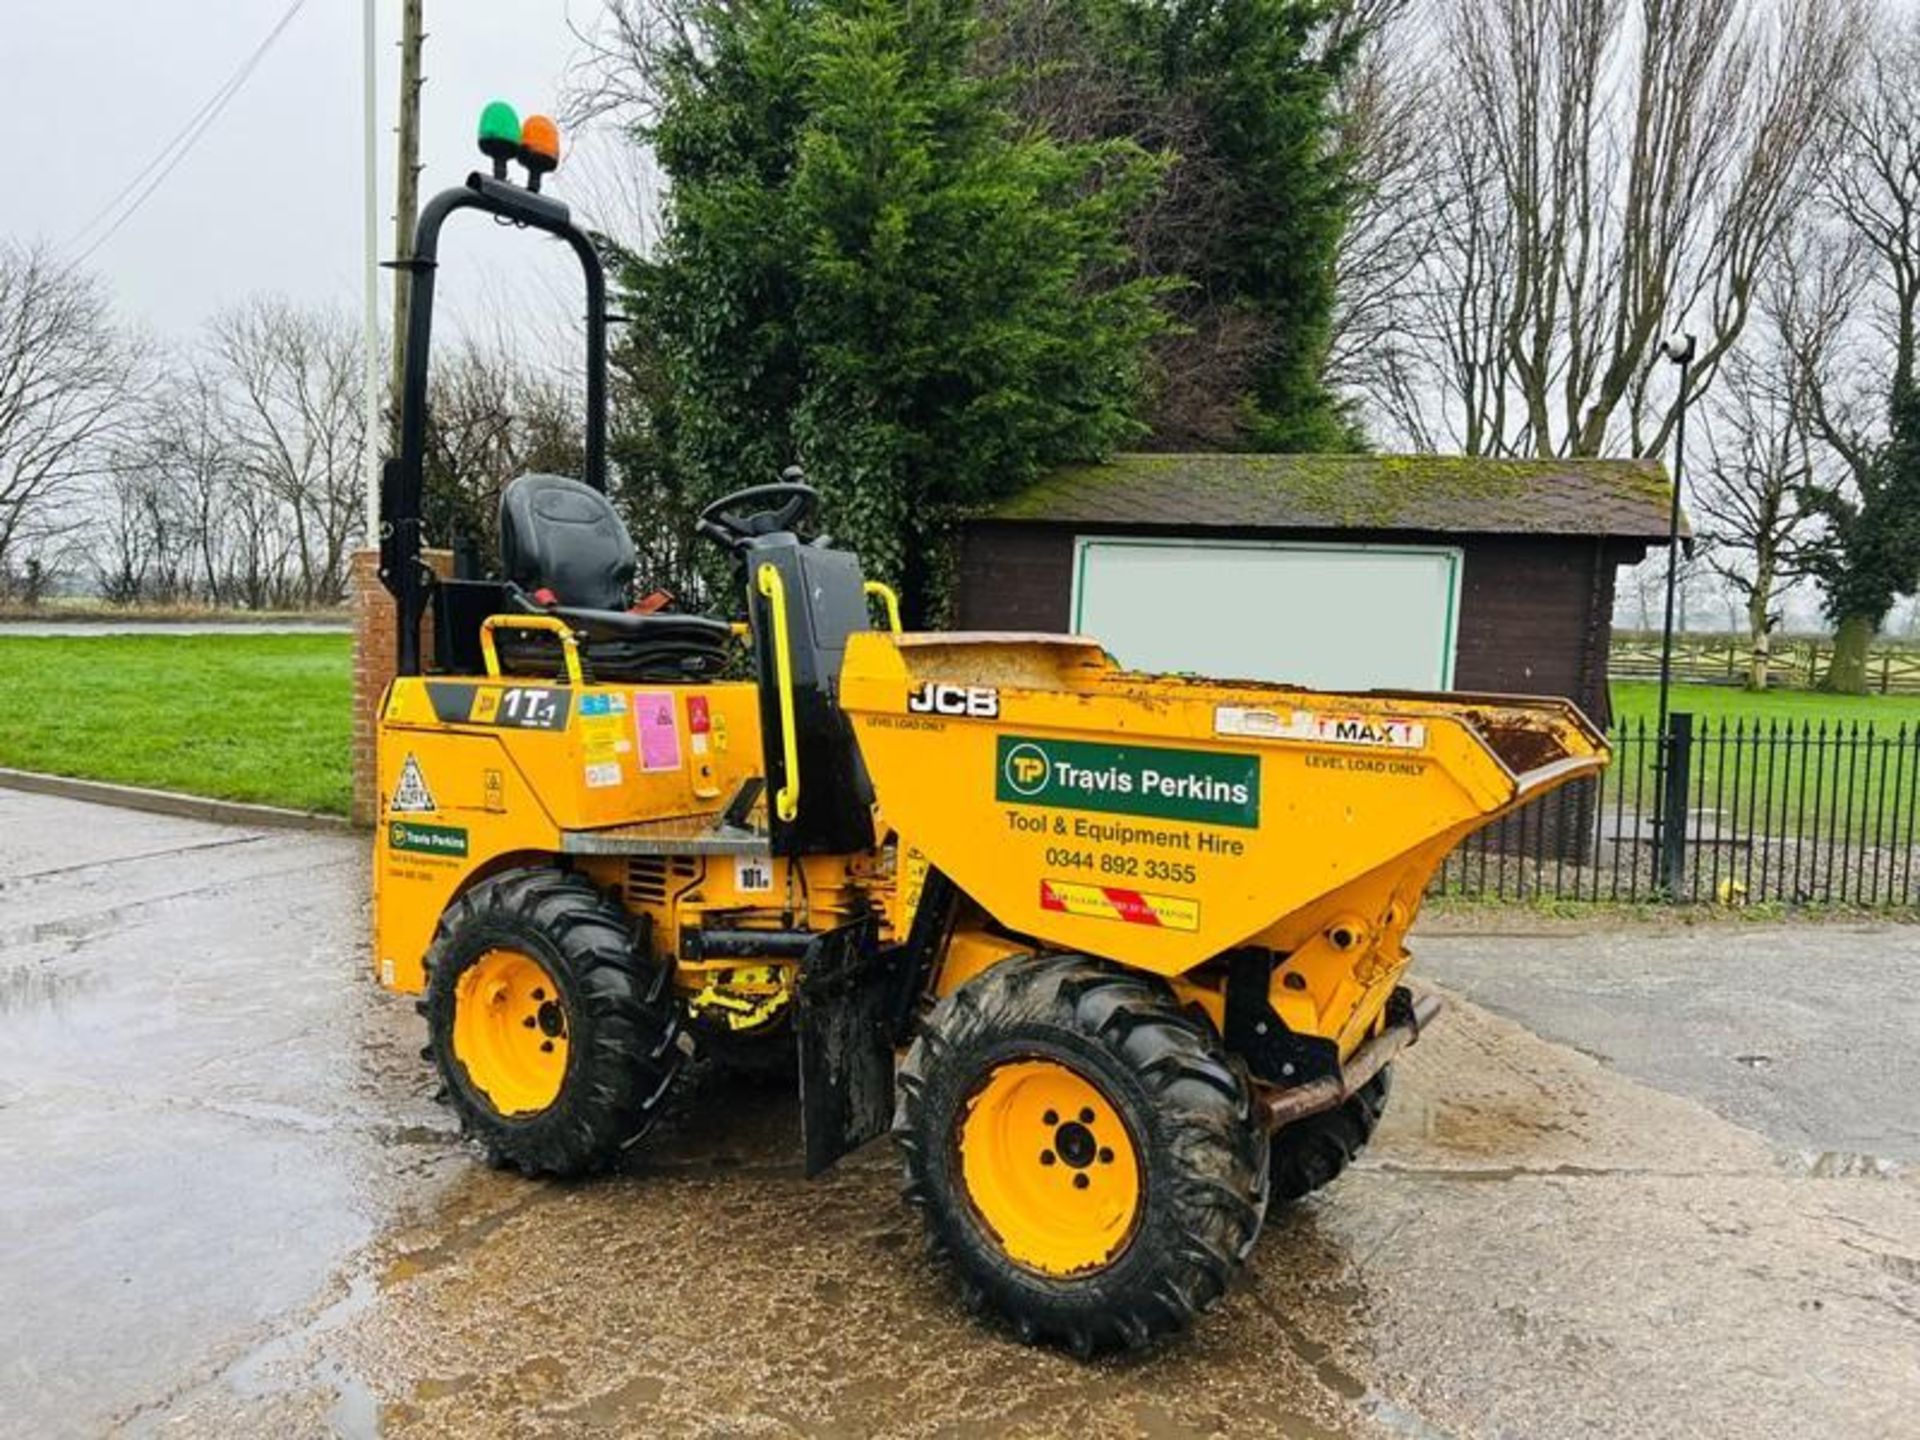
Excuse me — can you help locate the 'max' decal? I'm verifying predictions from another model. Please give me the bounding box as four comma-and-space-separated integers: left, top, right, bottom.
995, 736, 1259, 829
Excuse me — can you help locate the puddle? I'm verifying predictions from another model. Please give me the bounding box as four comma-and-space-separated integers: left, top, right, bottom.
373, 1174, 555, 1287
123, 1271, 383, 1439
1244, 1282, 1449, 1440
222, 1272, 381, 1434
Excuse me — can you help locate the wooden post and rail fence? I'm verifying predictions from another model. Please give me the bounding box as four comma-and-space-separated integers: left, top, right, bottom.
1609, 631, 1920, 694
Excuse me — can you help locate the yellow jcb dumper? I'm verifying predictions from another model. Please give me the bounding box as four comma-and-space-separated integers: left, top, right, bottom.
371, 111, 1608, 1353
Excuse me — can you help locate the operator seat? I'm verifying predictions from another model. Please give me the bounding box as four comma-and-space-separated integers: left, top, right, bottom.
497, 473, 731, 682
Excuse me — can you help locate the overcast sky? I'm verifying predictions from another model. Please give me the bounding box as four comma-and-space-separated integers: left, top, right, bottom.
12, 0, 626, 348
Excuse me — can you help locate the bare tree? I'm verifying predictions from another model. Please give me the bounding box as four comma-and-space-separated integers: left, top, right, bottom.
157, 364, 243, 604
1791, 12, 1920, 475
1358, 0, 1863, 456
1781, 12, 1920, 690
93, 460, 191, 605
1325, 0, 1446, 426
1829, 18, 1920, 411
209, 298, 369, 606
1691, 316, 1819, 687
567, 0, 708, 134
0, 243, 140, 594
1616, 544, 1716, 631
95, 361, 245, 605
425, 331, 586, 561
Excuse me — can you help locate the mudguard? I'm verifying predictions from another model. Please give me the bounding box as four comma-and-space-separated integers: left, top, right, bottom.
795, 915, 895, 1176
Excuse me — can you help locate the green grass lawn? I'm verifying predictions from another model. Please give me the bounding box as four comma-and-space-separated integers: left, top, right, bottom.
0, 633, 352, 814
1610, 679, 1920, 729
1602, 678, 1920, 851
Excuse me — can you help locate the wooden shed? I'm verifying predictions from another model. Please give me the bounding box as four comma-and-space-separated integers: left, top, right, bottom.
953, 453, 1676, 729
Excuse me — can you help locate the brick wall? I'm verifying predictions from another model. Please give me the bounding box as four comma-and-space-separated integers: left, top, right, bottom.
350, 547, 451, 826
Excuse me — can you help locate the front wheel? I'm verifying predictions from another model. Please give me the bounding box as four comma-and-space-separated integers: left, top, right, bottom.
895, 955, 1268, 1355
423, 868, 683, 1177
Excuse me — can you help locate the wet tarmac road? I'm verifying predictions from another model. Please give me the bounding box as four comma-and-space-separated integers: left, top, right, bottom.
2, 788, 1917, 1438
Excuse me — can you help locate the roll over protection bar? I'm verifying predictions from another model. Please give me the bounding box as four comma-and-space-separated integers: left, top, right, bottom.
379, 172, 610, 677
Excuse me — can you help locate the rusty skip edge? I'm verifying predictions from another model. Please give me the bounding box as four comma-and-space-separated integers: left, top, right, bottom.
1253, 992, 1445, 1133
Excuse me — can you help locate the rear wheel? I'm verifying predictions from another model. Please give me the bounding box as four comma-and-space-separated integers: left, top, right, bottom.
895, 954, 1268, 1355
423, 868, 683, 1177
1268, 1067, 1392, 1203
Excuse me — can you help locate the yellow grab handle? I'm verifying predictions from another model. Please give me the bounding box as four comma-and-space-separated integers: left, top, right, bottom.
479, 614, 584, 688
863, 580, 903, 634
756, 562, 801, 823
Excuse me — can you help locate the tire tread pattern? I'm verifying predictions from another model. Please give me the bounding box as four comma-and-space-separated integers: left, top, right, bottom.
1268, 1067, 1392, 1203
423, 868, 682, 1177
894, 954, 1268, 1355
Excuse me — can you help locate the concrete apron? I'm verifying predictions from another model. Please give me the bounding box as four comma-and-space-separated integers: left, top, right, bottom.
0, 788, 1914, 1440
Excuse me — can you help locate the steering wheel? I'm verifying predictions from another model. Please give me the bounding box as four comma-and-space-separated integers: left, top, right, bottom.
695, 471, 820, 552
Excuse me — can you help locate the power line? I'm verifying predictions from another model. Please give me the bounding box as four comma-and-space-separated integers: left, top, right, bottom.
66, 0, 312, 266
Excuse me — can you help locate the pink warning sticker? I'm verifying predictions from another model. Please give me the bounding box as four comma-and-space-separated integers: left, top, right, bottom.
633, 691, 681, 772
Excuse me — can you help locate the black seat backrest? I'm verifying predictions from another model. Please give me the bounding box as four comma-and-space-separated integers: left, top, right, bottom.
743, 534, 876, 856
499, 473, 634, 611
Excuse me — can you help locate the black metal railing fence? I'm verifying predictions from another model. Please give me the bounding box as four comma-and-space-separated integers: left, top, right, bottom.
1435, 714, 1920, 906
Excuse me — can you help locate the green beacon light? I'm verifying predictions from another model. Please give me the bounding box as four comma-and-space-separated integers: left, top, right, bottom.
477, 101, 522, 180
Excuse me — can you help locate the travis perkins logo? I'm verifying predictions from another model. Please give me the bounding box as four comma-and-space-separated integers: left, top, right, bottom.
997, 736, 1259, 829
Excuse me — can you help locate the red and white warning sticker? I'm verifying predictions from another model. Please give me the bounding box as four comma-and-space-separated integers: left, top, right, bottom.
1039, 878, 1200, 932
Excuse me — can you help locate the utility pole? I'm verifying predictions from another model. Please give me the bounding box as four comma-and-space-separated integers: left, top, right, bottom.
361, 0, 381, 541
388, 0, 425, 449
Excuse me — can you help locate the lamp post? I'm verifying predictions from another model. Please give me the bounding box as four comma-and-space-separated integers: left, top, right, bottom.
1653, 332, 1697, 890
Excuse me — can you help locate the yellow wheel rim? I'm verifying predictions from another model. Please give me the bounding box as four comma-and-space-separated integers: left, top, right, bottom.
452, 948, 570, 1117
956, 1058, 1142, 1277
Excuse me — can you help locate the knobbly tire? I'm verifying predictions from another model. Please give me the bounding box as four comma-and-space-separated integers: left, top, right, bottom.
895, 954, 1269, 1356
1268, 1067, 1392, 1203
422, 868, 683, 1177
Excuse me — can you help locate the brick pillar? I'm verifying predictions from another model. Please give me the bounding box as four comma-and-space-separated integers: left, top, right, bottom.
351, 547, 452, 826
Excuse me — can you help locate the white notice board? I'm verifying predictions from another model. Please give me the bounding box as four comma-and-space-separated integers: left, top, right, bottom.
1071, 537, 1463, 690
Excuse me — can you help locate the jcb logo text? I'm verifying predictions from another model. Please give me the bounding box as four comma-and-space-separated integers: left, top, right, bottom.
907, 682, 1000, 719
